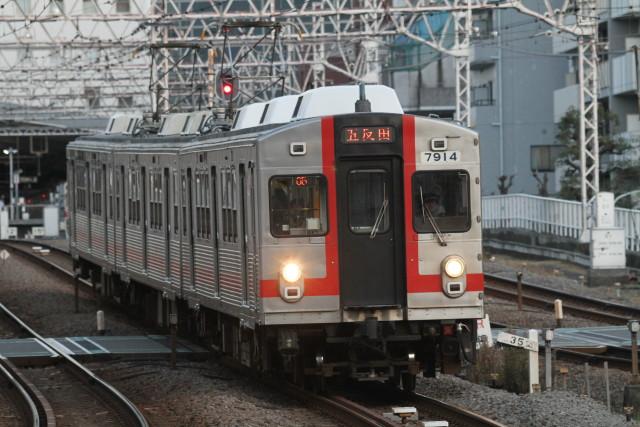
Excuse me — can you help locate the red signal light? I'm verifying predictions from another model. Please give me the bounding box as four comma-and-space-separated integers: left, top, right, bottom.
222, 82, 233, 95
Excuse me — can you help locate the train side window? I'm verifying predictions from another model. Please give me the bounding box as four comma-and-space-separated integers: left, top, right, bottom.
115, 169, 121, 221
75, 164, 88, 212
195, 171, 211, 240
221, 167, 237, 242
181, 172, 188, 236
108, 167, 114, 220
91, 167, 102, 216
412, 170, 470, 234
149, 170, 163, 231
172, 171, 179, 234
269, 175, 328, 238
128, 168, 140, 226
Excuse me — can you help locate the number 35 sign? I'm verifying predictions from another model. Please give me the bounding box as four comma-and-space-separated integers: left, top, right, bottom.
497, 331, 538, 352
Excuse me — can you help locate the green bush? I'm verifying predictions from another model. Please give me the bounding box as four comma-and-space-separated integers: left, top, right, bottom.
503, 347, 530, 394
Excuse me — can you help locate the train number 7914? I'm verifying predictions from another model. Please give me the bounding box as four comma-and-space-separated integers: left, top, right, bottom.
421, 150, 461, 163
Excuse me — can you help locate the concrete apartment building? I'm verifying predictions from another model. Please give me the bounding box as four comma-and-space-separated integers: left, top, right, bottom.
553, 0, 640, 190
388, 1, 640, 197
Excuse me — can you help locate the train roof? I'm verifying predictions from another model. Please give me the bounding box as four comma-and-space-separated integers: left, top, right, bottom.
69, 85, 475, 153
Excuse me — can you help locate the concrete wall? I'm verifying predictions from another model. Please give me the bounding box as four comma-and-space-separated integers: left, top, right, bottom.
472, 4, 568, 196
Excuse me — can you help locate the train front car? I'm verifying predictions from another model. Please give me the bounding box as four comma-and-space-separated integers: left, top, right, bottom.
257, 86, 483, 390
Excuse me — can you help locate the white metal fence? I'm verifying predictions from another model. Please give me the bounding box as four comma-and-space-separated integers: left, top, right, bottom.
482, 194, 640, 252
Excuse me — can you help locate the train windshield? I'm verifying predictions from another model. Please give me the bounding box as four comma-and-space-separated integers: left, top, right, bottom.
412, 170, 470, 233
269, 175, 328, 237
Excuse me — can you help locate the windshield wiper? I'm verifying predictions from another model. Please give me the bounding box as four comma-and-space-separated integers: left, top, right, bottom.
420, 185, 447, 246
370, 199, 388, 239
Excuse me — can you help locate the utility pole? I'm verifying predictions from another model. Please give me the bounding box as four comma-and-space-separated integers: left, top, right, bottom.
3, 148, 18, 221
576, 0, 600, 235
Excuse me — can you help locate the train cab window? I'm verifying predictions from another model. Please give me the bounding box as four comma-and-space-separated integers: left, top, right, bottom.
348, 170, 389, 235
412, 170, 470, 233
269, 175, 328, 237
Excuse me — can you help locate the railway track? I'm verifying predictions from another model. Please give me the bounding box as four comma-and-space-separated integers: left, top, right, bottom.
484, 272, 640, 324
0, 244, 149, 427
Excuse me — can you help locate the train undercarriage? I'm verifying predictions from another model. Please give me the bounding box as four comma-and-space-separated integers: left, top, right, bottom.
77, 260, 477, 392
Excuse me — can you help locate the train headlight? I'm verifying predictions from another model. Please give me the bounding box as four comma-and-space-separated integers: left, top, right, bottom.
444, 256, 465, 278
282, 262, 302, 283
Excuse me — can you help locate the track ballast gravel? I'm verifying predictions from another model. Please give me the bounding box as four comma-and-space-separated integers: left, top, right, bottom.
417, 374, 634, 427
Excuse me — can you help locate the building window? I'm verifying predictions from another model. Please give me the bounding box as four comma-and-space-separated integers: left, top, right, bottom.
472, 10, 493, 39
471, 81, 494, 106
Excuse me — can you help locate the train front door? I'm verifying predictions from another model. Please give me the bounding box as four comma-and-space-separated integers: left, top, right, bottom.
336, 157, 404, 308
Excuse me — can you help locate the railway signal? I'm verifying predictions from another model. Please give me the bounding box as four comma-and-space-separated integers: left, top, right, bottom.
221, 74, 234, 97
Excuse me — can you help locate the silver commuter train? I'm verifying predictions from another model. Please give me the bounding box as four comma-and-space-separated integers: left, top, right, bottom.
66, 85, 484, 390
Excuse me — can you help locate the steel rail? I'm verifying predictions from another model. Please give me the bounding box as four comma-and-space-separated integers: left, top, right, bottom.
296, 392, 398, 427
0, 244, 149, 427
410, 391, 508, 427
0, 356, 50, 427
0, 301, 149, 427
484, 273, 640, 324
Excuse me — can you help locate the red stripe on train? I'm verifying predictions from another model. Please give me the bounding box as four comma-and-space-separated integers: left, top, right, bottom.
260, 116, 340, 298
402, 115, 483, 294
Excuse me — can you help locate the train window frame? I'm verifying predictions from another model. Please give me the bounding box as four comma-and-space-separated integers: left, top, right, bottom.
347, 169, 390, 235
91, 166, 102, 217
195, 170, 211, 240
127, 167, 141, 226
412, 170, 471, 234
149, 169, 163, 232
75, 163, 88, 212
221, 167, 238, 243
268, 174, 329, 238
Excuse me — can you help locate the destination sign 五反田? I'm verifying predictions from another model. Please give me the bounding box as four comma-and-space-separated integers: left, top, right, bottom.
342, 126, 395, 144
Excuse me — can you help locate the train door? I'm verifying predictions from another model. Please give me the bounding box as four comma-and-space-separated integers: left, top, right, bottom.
239, 163, 248, 305
336, 158, 404, 308
141, 166, 147, 271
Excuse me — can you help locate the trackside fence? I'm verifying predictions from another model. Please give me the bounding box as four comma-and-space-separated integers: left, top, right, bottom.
481, 194, 640, 253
